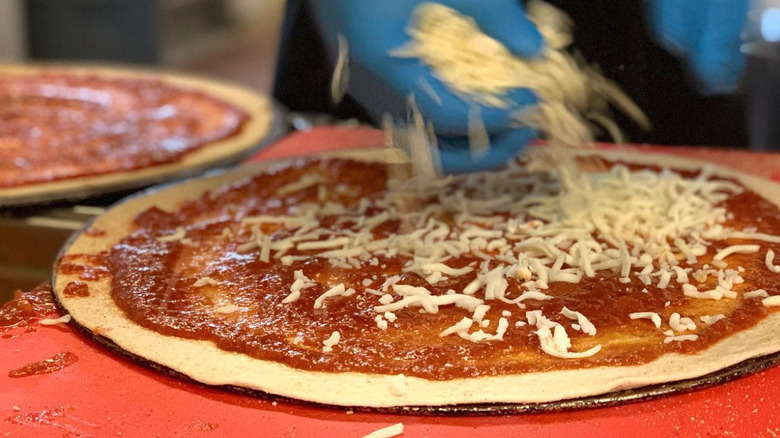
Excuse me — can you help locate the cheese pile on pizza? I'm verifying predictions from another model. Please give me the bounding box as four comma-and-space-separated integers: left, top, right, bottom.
54, 149, 780, 407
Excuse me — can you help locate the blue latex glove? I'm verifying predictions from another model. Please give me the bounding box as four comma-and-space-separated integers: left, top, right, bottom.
647, 0, 749, 95
312, 0, 544, 173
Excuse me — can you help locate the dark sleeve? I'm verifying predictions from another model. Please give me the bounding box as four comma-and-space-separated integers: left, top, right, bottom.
545, 0, 747, 147
274, 0, 748, 146
272, 0, 373, 123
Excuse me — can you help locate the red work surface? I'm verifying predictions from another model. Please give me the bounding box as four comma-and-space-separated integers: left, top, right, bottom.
3, 127, 780, 438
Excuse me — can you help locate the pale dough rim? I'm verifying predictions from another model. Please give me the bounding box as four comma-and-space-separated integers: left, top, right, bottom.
53, 147, 780, 407
0, 62, 278, 206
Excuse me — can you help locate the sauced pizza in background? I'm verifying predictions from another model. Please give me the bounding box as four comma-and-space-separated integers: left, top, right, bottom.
54, 150, 780, 406
0, 72, 247, 188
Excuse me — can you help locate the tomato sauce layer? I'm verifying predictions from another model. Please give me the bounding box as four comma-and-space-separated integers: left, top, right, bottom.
71, 159, 780, 380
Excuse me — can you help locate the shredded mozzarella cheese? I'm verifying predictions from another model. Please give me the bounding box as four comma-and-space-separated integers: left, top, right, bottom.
322, 331, 341, 352
215, 305, 239, 314
629, 312, 662, 328
664, 334, 699, 344
39, 314, 71, 326
193, 277, 218, 287
157, 227, 187, 243
766, 249, 780, 273
700, 314, 726, 326
560, 307, 596, 335
361, 423, 404, 438
314, 284, 356, 309
223, 140, 780, 362
744, 289, 769, 299
763, 295, 780, 307
713, 244, 760, 261
669, 312, 697, 332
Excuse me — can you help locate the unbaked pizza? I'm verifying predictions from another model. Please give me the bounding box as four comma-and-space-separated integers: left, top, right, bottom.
0, 64, 275, 206
53, 148, 780, 407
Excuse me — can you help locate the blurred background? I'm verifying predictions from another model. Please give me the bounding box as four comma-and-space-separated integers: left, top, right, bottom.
2, 0, 780, 300
0, 0, 285, 94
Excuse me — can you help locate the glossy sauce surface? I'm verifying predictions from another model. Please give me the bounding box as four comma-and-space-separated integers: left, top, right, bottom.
69, 159, 780, 379
63, 281, 90, 297
0, 73, 247, 188
0, 283, 57, 329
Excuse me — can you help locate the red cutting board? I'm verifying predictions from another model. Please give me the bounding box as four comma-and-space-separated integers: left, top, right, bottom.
2, 127, 780, 438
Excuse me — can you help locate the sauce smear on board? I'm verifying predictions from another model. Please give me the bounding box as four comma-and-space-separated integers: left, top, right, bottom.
8, 351, 79, 378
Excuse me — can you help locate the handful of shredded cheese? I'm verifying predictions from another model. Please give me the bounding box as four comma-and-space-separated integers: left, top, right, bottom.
391, 1, 649, 145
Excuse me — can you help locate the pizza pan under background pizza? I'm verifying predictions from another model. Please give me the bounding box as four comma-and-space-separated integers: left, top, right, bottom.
52, 147, 780, 408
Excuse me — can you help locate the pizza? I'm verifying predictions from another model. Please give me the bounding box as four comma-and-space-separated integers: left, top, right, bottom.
0, 64, 275, 206
53, 147, 780, 407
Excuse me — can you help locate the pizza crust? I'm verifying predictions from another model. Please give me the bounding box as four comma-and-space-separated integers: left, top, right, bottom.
53, 147, 780, 407
0, 62, 281, 207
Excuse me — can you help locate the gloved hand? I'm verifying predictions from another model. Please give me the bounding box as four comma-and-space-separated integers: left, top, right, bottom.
647, 0, 749, 95
312, 0, 544, 173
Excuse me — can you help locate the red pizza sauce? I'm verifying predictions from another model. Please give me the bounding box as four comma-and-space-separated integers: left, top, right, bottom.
0, 73, 248, 188
8, 351, 78, 378
58, 253, 110, 281
0, 283, 57, 330
69, 159, 780, 380
63, 281, 90, 297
